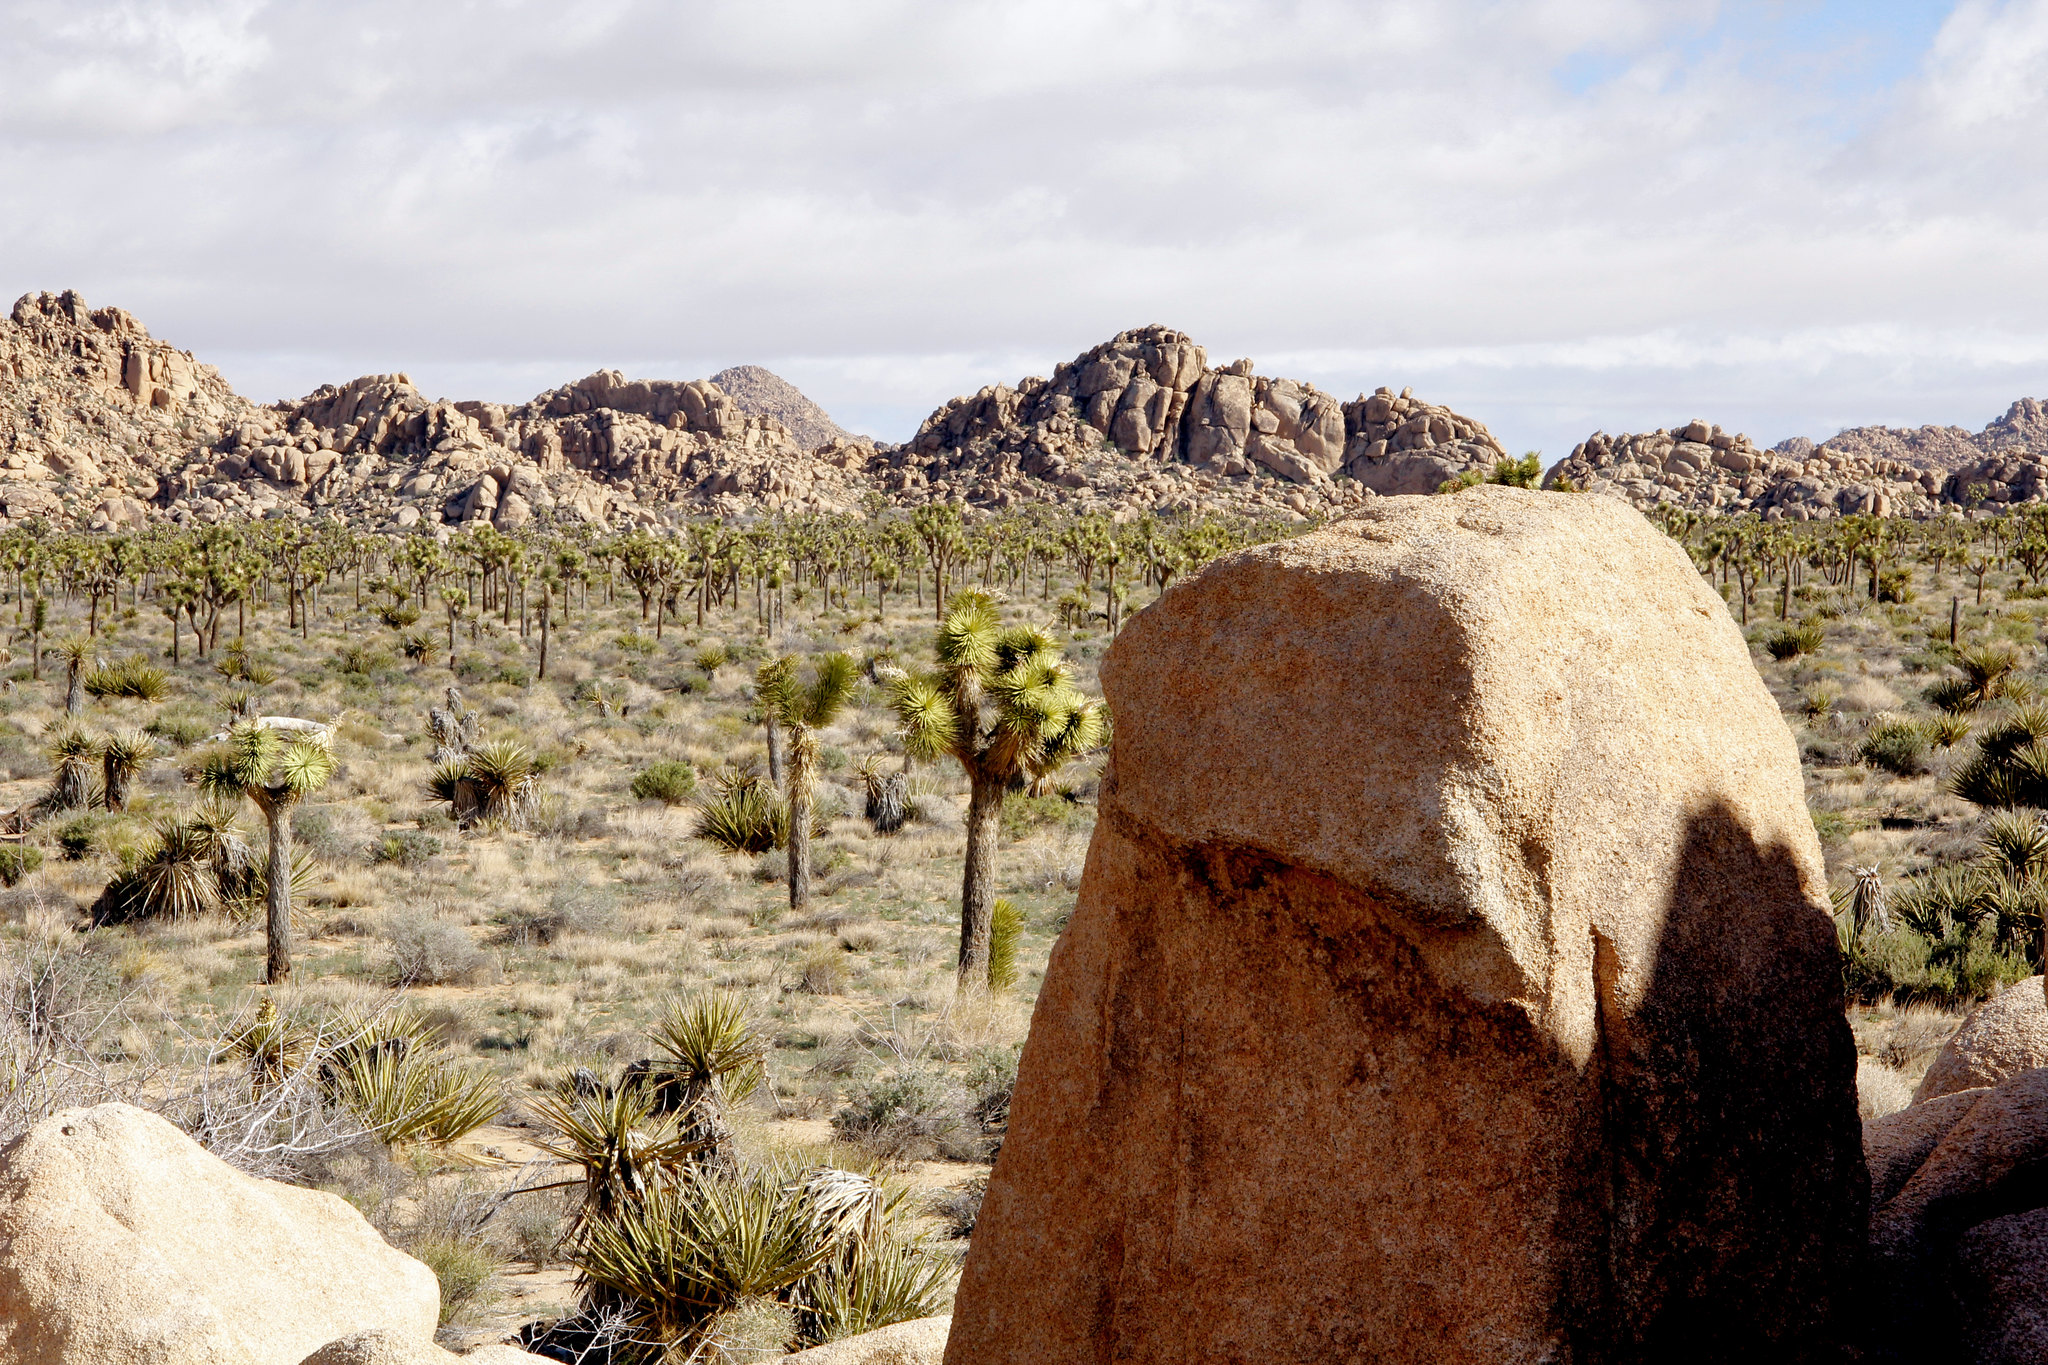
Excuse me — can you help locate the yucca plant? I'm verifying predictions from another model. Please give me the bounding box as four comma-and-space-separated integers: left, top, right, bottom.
691, 762, 786, 855
855, 755, 908, 835
429, 738, 539, 829
791, 1240, 958, 1347
184, 802, 262, 904
1833, 865, 1890, 938
84, 655, 169, 702
756, 652, 859, 912
331, 1044, 501, 1147
1764, 619, 1826, 661
91, 814, 219, 925
633, 991, 767, 1167
531, 1084, 706, 1241
99, 730, 156, 811
986, 898, 1024, 991
197, 722, 336, 983
1925, 713, 1974, 749
40, 722, 100, 814
1983, 809, 2048, 881
890, 591, 1106, 987
398, 630, 435, 664
215, 997, 312, 1094
695, 643, 729, 678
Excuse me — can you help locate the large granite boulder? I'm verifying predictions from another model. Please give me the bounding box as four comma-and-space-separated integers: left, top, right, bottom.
947, 487, 1864, 1365
0, 1103, 440, 1365
1914, 977, 2048, 1102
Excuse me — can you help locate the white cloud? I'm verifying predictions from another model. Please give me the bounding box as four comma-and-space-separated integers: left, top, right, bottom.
2, 0, 2044, 458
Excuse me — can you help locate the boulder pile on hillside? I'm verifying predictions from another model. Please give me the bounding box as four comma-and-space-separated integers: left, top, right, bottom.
1546, 420, 1944, 520
950, 487, 1866, 1363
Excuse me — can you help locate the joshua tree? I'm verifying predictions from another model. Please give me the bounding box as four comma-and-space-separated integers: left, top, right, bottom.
756, 653, 858, 912
891, 592, 1105, 989
100, 730, 155, 811
199, 722, 335, 984
57, 636, 92, 716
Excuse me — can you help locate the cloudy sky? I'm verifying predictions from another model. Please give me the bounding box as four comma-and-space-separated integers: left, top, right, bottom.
5, 0, 2046, 457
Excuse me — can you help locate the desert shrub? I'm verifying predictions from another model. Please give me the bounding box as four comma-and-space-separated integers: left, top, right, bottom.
386, 912, 495, 987
999, 792, 1088, 840
145, 714, 210, 748
83, 656, 169, 702
379, 605, 423, 629
398, 631, 435, 663
55, 814, 104, 861
495, 889, 616, 947
0, 845, 42, 888
964, 1044, 1020, 1138
294, 806, 370, 865
1859, 717, 1928, 777
932, 1175, 986, 1239
630, 761, 697, 806
372, 830, 442, 868
409, 1233, 503, 1325
795, 944, 849, 996
830, 1068, 973, 1162
1765, 620, 1826, 661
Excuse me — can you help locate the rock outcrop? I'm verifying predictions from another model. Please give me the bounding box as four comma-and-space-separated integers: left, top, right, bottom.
298, 1330, 545, 1364
1820, 398, 2048, 473
1547, 420, 1944, 521
710, 364, 859, 450
949, 487, 1865, 1365
1914, 977, 2048, 1103
899, 325, 1500, 518
0, 1102, 441, 1365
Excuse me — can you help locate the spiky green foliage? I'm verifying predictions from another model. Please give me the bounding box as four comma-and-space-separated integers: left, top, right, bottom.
41, 721, 100, 813
83, 656, 169, 702
428, 738, 539, 828
531, 1085, 705, 1239
99, 729, 156, 811
398, 629, 435, 663
1949, 705, 2048, 807
794, 1241, 959, 1346
643, 991, 768, 1111
987, 898, 1023, 991
691, 762, 787, 855
1765, 620, 1826, 661
198, 723, 336, 806
330, 1044, 501, 1147
92, 815, 220, 925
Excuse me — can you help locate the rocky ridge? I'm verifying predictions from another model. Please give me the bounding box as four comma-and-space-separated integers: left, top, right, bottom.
709, 365, 858, 450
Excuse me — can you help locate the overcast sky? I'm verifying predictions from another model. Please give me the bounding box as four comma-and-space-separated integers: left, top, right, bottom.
6, 0, 2046, 457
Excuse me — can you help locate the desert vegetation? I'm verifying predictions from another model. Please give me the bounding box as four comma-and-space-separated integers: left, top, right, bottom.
3, 496, 2047, 1347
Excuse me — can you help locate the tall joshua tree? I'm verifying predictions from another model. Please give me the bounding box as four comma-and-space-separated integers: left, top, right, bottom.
199, 722, 334, 984
756, 653, 858, 913
57, 636, 93, 716
892, 592, 1105, 989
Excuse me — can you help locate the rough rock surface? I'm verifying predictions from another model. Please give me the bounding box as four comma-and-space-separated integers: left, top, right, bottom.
948, 487, 1864, 1365
0, 1102, 439, 1365
298, 1330, 545, 1364
1868, 1066, 2048, 1360
710, 364, 859, 449
1546, 420, 1943, 521
1952, 1205, 2048, 1364
782, 1315, 951, 1364
1822, 398, 2048, 472
1914, 977, 2048, 1103
1864, 1086, 1990, 1207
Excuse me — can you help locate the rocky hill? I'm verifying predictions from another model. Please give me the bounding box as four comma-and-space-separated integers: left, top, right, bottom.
709, 365, 857, 449
10, 287, 2048, 533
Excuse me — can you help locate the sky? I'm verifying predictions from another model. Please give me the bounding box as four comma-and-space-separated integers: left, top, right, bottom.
5, 0, 2047, 458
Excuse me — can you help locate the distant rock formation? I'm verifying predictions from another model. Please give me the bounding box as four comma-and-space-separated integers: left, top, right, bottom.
1548, 419, 1944, 521
952, 488, 1865, 1364
709, 365, 857, 450
1819, 398, 2048, 473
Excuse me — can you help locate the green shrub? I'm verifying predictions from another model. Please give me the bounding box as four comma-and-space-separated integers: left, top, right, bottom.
630, 761, 697, 806
831, 1068, 971, 1162
408, 1233, 504, 1325
0, 844, 43, 887
145, 714, 210, 748
1859, 718, 1928, 776
386, 912, 495, 986
55, 814, 104, 861
373, 830, 442, 867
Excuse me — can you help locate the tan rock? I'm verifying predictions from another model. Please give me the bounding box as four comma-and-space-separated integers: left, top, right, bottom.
948, 487, 1863, 1365
785, 1315, 950, 1364
0, 1103, 439, 1365
1873, 1066, 2048, 1264
297, 1330, 547, 1364
1864, 1085, 1988, 1206
1912, 976, 2048, 1102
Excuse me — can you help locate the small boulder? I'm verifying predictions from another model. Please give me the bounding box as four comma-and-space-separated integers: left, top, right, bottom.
785, 1315, 950, 1364
1913, 976, 2048, 1102
1864, 1085, 1989, 1206
0, 1103, 439, 1365
298, 1330, 548, 1364
1953, 1206, 2048, 1364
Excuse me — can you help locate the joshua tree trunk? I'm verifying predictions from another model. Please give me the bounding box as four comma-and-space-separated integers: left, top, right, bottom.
786, 727, 815, 912
259, 794, 294, 984
957, 772, 1005, 990
65, 664, 83, 716
765, 716, 784, 785
103, 756, 130, 812
537, 599, 550, 680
